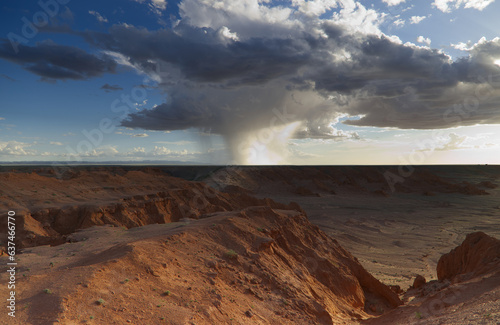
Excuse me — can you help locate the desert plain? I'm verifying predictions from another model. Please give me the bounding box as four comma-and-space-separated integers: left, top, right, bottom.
0, 165, 499, 324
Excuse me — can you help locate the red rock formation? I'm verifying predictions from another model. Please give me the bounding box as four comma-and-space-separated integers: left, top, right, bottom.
412, 274, 426, 289
8, 206, 401, 324
0, 170, 302, 250
437, 232, 500, 281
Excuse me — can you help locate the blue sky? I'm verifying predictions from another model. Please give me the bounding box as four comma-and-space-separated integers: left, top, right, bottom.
1, 0, 500, 164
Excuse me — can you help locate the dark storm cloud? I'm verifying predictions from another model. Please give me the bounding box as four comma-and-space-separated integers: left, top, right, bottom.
4, 4, 500, 137
107, 22, 500, 134
0, 39, 116, 81
101, 83, 123, 92
82, 23, 313, 85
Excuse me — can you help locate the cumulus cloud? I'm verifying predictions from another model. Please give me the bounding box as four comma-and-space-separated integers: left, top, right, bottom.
452, 41, 473, 51
433, 0, 495, 12
383, 0, 406, 6
393, 19, 405, 27
410, 15, 426, 24
292, 0, 338, 16
0, 40, 116, 81
0, 141, 35, 156
417, 36, 431, 46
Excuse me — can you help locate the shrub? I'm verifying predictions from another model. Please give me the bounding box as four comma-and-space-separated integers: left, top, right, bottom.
225, 249, 238, 259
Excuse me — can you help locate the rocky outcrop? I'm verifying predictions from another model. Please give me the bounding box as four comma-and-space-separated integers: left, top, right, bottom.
0, 169, 302, 250
12, 206, 401, 325
16, 187, 302, 249
437, 232, 500, 282
412, 274, 426, 289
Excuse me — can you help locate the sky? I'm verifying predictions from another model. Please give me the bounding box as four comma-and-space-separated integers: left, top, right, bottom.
1, 0, 500, 165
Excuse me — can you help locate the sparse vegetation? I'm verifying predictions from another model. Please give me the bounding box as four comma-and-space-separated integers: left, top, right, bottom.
43, 289, 52, 294
96, 299, 105, 305
415, 311, 422, 319
163, 290, 171, 296
225, 249, 238, 259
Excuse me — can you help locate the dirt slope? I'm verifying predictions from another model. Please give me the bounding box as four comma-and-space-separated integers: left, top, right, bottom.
1, 207, 400, 325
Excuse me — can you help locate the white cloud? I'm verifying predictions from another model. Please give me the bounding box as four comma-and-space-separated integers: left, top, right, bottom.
451, 36, 499, 51
133, 0, 167, 16
115, 130, 150, 137
330, 1, 385, 35
152, 146, 188, 156
292, 0, 338, 16
410, 15, 426, 24
151, 0, 167, 10
50, 141, 63, 146
464, 0, 494, 10
67, 146, 120, 158
0, 117, 5, 120
393, 18, 405, 27
436, 133, 468, 151
433, 0, 495, 12
152, 146, 172, 156
179, 0, 297, 39
88, 10, 108, 23
0, 141, 35, 156
129, 147, 147, 155
382, 0, 406, 6
452, 41, 472, 51
178, 0, 384, 39
433, 0, 454, 11
218, 26, 240, 43
417, 36, 431, 46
